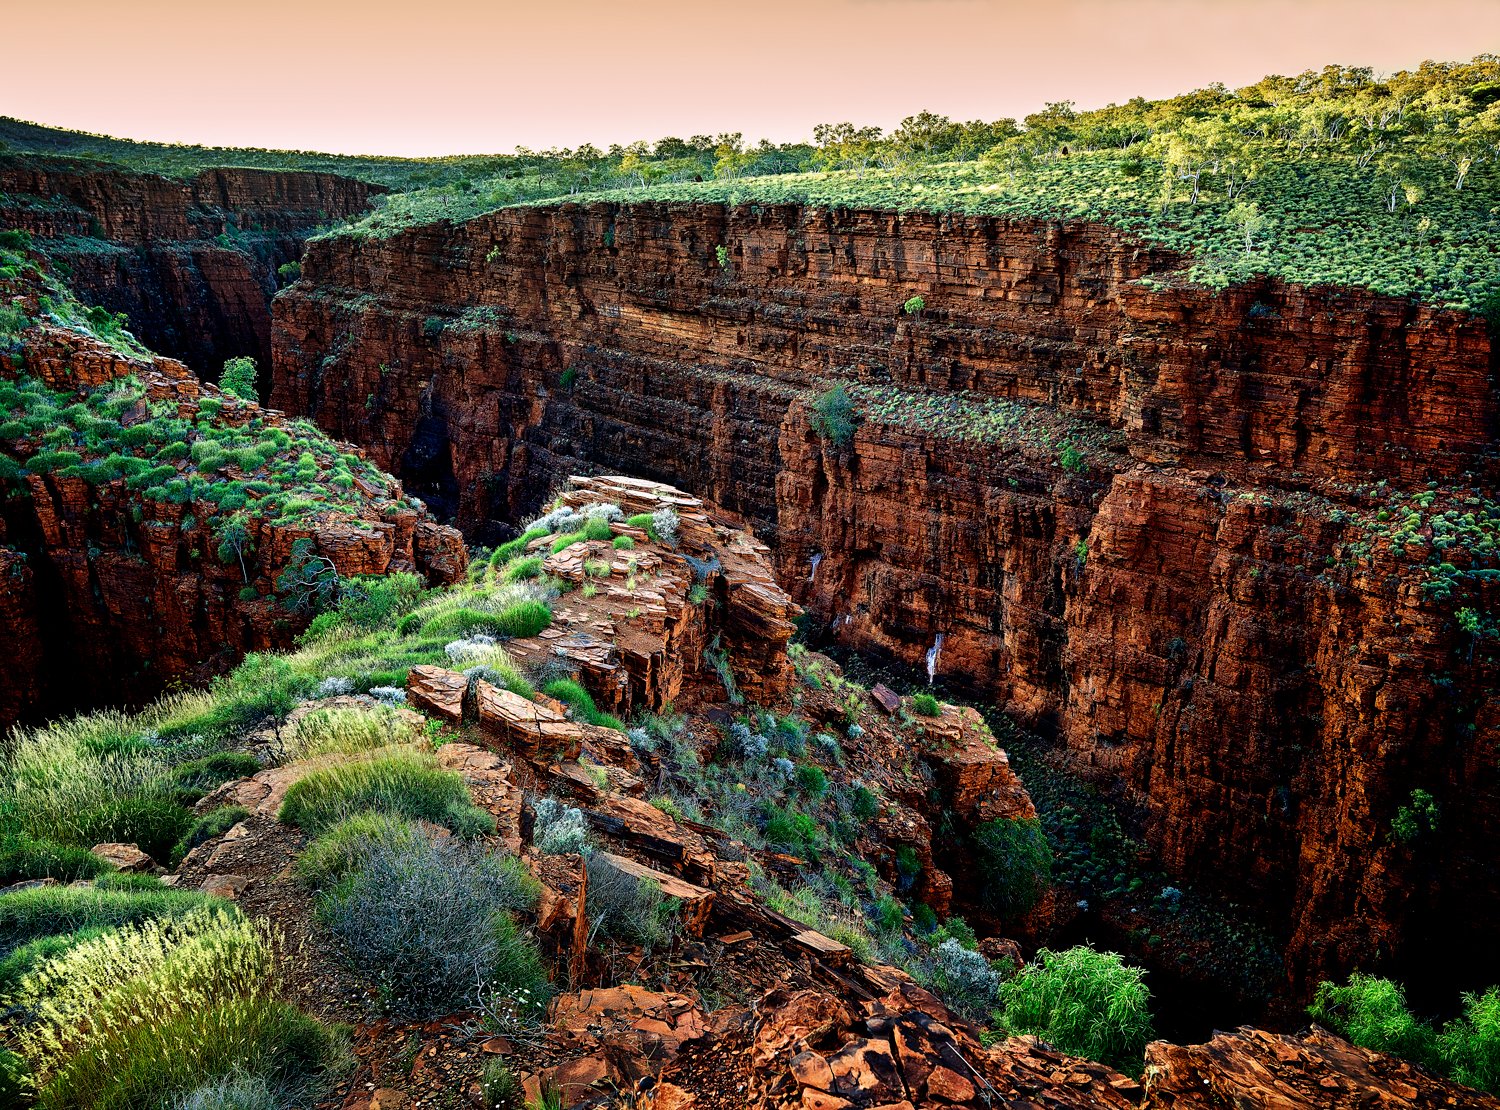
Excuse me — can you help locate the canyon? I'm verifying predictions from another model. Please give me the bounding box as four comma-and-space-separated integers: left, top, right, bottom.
0, 154, 380, 378
270, 199, 1499, 997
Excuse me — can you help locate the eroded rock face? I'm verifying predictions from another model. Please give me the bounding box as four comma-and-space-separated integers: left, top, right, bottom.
0, 324, 465, 730
271, 200, 1500, 990
0, 156, 380, 375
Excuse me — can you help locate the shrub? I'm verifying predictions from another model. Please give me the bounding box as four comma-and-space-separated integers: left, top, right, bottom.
11, 906, 270, 1080
167, 753, 263, 803
795, 764, 829, 798
972, 817, 1053, 918
480, 1060, 524, 1110
910, 692, 941, 717
493, 528, 549, 563
503, 556, 545, 581
531, 797, 589, 855
582, 517, 614, 542
494, 599, 552, 639
612, 535, 635, 550
1058, 442, 1087, 473
763, 805, 821, 858
278, 753, 495, 837
998, 946, 1154, 1072
810, 385, 857, 446
928, 937, 1002, 1023
332, 573, 426, 629
0, 832, 114, 886
850, 784, 880, 821
0, 927, 110, 996
219, 357, 258, 402
651, 506, 680, 546
41, 996, 342, 1110
315, 829, 544, 1015
175, 1072, 277, 1110
76, 796, 194, 863
295, 812, 426, 886
1309, 973, 1442, 1071
585, 855, 678, 951
0, 884, 223, 956
420, 607, 497, 639
171, 806, 251, 865
625, 512, 657, 538
290, 705, 414, 760
1440, 987, 1500, 1094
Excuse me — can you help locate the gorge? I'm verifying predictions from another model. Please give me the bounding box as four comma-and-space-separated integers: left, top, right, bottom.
3, 58, 1500, 1106
268, 198, 1500, 998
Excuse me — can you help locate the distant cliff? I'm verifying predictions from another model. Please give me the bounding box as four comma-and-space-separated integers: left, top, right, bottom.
0, 155, 381, 378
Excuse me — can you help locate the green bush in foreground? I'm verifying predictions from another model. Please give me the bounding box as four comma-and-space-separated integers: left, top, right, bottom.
0, 832, 114, 887
314, 827, 543, 1015
541, 678, 622, 730
41, 996, 342, 1110
910, 692, 941, 717
1311, 973, 1500, 1093
295, 812, 426, 886
0, 884, 223, 956
997, 946, 1154, 1072
277, 753, 494, 837
74, 795, 194, 863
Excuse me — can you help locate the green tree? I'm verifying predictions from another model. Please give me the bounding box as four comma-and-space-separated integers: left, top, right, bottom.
219, 357, 258, 402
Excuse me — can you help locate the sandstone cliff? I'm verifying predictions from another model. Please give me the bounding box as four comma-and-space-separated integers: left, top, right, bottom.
0, 306, 464, 731
0, 155, 380, 377
270, 200, 1500, 994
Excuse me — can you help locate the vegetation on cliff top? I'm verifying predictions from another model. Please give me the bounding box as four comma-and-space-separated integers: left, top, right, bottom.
355, 56, 1500, 314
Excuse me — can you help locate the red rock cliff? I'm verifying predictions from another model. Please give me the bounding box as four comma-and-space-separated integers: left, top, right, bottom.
0, 321, 464, 732
0, 156, 381, 377
270, 200, 1500, 993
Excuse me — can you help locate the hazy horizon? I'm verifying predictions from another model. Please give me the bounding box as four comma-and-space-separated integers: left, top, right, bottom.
6, 0, 1500, 158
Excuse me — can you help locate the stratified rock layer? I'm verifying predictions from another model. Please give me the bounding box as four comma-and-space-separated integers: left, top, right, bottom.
0, 322, 464, 731
0, 155, 380, 375
271, 200, 1500, 990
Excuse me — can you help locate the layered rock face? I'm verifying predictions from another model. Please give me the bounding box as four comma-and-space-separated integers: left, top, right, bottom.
0, 156, 380, 376
0, 325, 464, 731
271, 200, 1500, 990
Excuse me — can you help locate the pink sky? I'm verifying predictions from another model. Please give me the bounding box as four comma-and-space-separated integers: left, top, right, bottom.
6, 1, 1500, 156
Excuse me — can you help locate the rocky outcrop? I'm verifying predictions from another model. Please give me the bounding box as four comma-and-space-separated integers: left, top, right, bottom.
1, 154, 380, 376
270, 199, 1500, 993
0, 316, 464, 731
1143, 1026, 1500, 1109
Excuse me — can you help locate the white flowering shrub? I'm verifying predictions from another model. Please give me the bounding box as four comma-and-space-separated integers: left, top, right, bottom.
581, 502, 623, 523
445, 635, 497, 666
928, 937, 1002, 1023
314, 676, 354, 699
651, 506, 680, 547
175, 1074, 277, 1110
532, 796, 589, 855
368, 686, 407, 706
730, 721, 770, 762
529, 506, 582, 534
